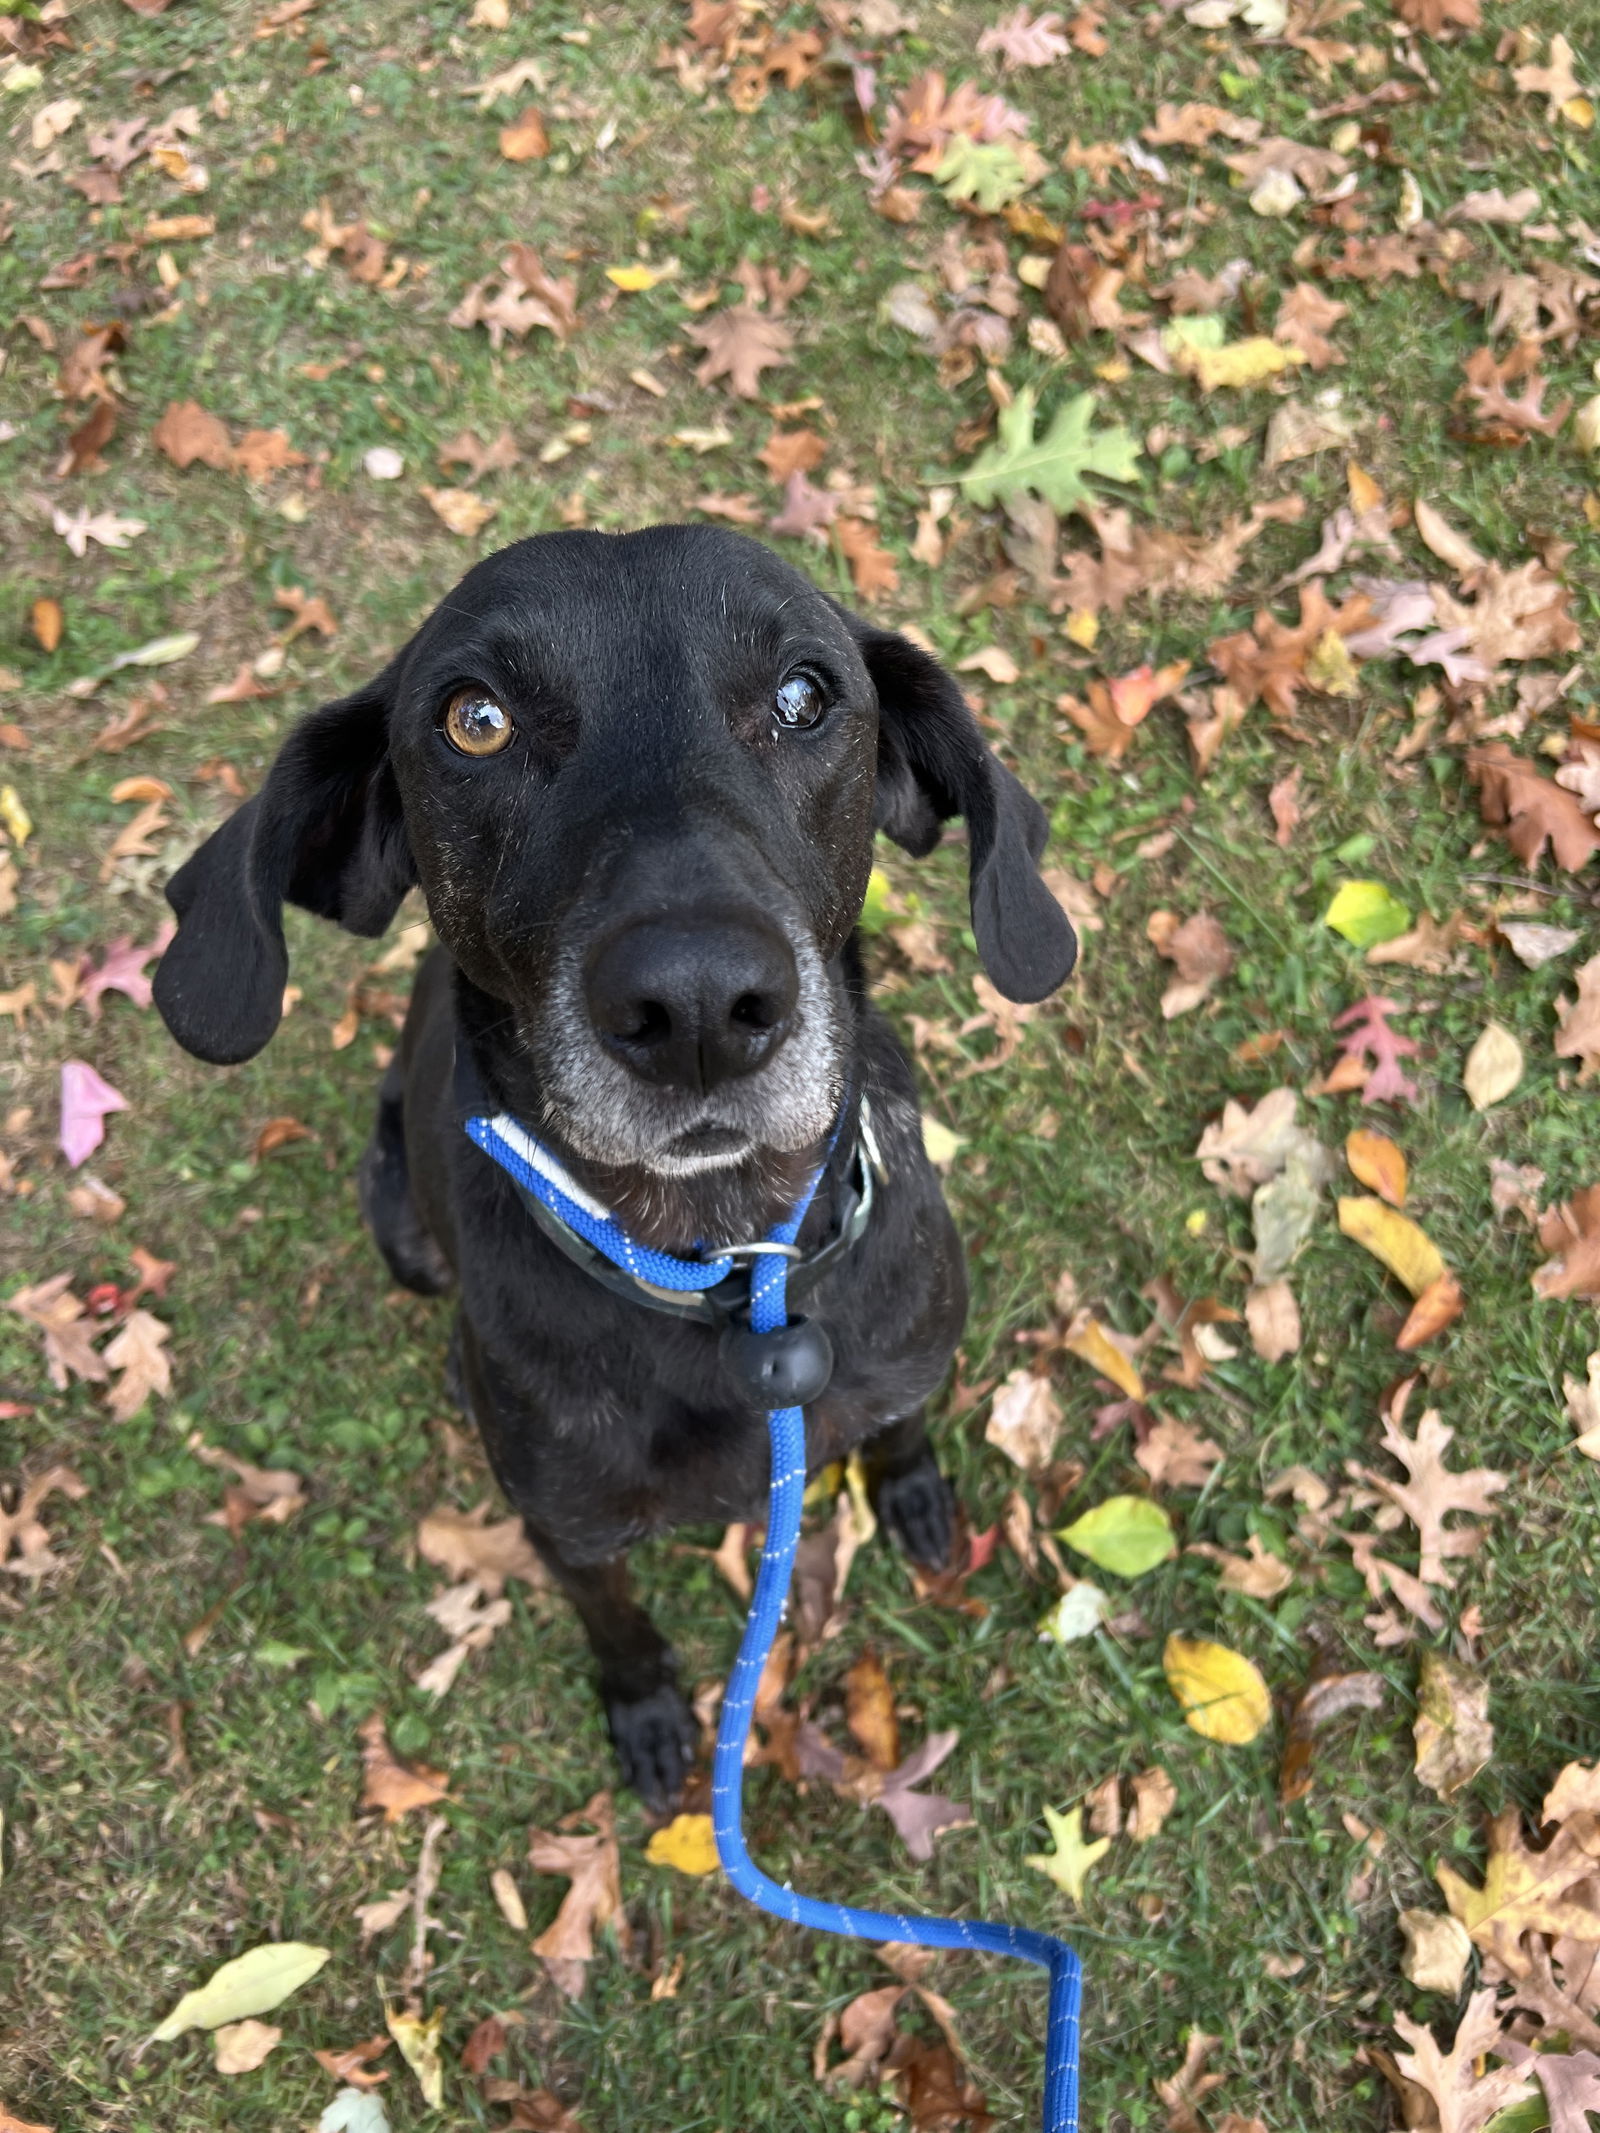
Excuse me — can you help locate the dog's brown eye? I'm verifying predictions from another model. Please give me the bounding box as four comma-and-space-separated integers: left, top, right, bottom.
443, 688, 514, 757
773, 673, 824, 731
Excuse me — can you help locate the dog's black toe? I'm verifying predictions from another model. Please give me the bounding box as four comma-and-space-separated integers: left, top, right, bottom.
605, 1682, 699, 1812
874, 1453, 956, 1571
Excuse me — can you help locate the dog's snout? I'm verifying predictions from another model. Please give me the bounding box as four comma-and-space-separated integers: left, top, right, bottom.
584, 916, 800, 1093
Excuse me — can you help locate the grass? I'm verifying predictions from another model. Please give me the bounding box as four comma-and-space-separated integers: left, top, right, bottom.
2, 0, 1599, 2128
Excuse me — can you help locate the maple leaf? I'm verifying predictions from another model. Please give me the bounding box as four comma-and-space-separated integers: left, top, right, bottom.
1391, 1989, 1537, 2133
357, 1712, 450, 1823
437, 425, 521, 481
1208, 581, 1371, 720
1332, 995, 1421, 1106
977, 5, 1071, 67
873, 1730, 974, 1859
959, 386, 1140, 515
1516, 2047, 1600, 2133
1469, 745, 1600, 872
833, 517, 899, 600
686, 304, 794, 399
1555, 955, 1600, 1083
529, 1792, 627, 1997
102, 1308, 172, 1423
6, 1274, 111, 1388
1025, 1804, 1110, 1905
1532, 1185, 1600, 1302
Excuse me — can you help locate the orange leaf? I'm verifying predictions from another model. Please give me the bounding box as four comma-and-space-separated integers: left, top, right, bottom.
499, 106, 550, 161
1346, 1128, 1407, 1206
253, 1116, 314, 1161
30, 597, 64, 652
110, 774, 174, 804
1397, 1272, 1465, 1350
356, 1713, 450, 1822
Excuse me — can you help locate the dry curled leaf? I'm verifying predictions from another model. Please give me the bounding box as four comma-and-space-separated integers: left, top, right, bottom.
357, 1713, 450, 1822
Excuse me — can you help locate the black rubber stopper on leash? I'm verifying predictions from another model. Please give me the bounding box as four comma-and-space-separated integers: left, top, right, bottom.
720, 1316, 834, 1406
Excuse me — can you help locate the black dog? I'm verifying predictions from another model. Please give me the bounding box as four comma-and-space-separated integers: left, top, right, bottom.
154, 525, 1075, 1808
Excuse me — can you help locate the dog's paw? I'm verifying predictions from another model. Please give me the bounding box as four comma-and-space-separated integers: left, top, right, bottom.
874, 1454, 956, 1572
605, 1682, 698, 1813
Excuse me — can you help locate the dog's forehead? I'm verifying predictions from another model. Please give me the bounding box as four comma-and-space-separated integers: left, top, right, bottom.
405, 525, 863, 683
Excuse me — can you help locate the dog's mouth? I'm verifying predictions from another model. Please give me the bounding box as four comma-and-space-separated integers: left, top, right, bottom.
666, 1121, 751, 1161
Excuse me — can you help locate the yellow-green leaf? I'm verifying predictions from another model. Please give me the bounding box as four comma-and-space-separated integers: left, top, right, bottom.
148, 1941, 330, 2043
1058, 1495, 1175, 1579
1166, 325, 1300, 391
645, 1813, 720, 1876
1324, 880, 1412, 948
1162, 1634, 1271, 1744
921, 1116, 965, 1169
1024, 1805, 1111, 1906
385, 2004, 445, 2108
0, 784, 32, 847
859, 865, 894, 934
1337, 1195, 1447, 1297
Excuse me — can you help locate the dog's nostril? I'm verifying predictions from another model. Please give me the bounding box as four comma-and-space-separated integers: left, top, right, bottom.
730, 991, 775, 1032
624, 999, 672, 1047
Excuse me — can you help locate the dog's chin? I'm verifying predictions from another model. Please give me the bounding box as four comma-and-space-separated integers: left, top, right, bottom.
650, 1123, 756, 1176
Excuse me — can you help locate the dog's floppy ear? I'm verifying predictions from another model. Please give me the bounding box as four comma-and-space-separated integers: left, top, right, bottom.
153, 665, 415, 1065
852, 621, 1076, 1004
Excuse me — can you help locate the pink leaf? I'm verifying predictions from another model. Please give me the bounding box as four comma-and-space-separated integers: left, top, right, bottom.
80, 921, 174, 1021
767, 470, 839, 544
60, 1060, 129, 1168
1333, 994, 1421, 1107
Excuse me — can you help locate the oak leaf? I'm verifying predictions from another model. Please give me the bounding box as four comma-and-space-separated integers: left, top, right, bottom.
1394, 0, 1479, 33
1554, 955, 1600, 1083
1332, 995, 1420, 1106
153, 398, 234, 470
0, 1462, 88, 1577
1147, 909, 1233, 1018
1358, 1405, 1507, 1587
6, 1275, 109, 1388
1437, 1813, 1600, 1972
1391, 1988, 1536, 2133
416, 1502, 548, 1595
1470, 745, 1600, 873
529, 1792, 626, 1998
833, 518, 899, 601
1514, 34, 1584, 115
1532, 1186, 1600, 1301
102, 1308, 172, 1422
685, 304, 793, 398
357, 1713, 450, 1823
977, 5, 1071, 67
1413, 1649, 1494, 1800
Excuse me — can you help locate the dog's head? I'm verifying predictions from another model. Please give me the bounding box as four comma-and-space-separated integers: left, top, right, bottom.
154, 525, 1074, 1174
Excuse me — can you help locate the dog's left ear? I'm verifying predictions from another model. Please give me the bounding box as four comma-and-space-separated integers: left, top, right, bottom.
153, 664, 415, 1065
851, 621, 1076, 1004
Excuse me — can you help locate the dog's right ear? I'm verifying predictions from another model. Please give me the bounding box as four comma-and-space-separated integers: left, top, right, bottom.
153, 665, 415, 1065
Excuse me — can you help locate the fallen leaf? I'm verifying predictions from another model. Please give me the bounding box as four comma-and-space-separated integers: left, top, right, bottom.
0, 1462, 88, 1577
1332, 995, 1421, 1107
1157, 2028, 1225, 2133
385, 2005, 443, 2109
499, 106, 549, 160
103, 1309, 172, 1422
1062, 1310, 1145, 1399
153, 399, 235, 470
959, 385, 1141, 514
1135, 1417, 1223, 1490
59, 1060, 128, 1167
529, 1793, 627, 1997
1359, 1405, 1508, 1589
1462, 1022, 1523, 1110
147, 1942, 330, 2044
1245, 1280, 1301, 1361
1391, 1990, 1536, 2133
686, 305, 794, 398
1339, 1196, 1447, 1297
1024, 1805, 1110, 1906
845, 1649, 902, 1771
1397, 1273, 1465, 1350
317, 2088, 392, 2133
644, 1814, 719, 1875
833, 517, 899, 601
1345, 1129, 1407, 1208
1277, 1670, 1385, 1801
420, 486, 498, 537
214, 2019, 282, 2074
1324, 880, 1412, 950
357, 1713, 449, 1822
1532, 1185, 1600, 1301
1059, 1495, 1176, 1578
1414, 1648, 1494, 1800
6, 1277, 109, 1388
1399, 1908, 1474, 1995
1439, 1811, 1600, 1973
1147, 909, 1234, 1018
416, 1503, 547, 1595
1554, 955, 1600, 1083
1514, 33, 1585, 115
1163, 1635, 1271, 1744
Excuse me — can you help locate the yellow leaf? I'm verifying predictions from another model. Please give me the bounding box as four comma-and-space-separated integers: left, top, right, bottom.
1062, 1312, 1145, 1401
1176, 335, 1299, 391
1337, 1196, 1447, 1297
1162, 1634, 1271, 1744
1347, 462, 1383, 514
605, 262, 674, 291
921, 1116, 965, 1169
1304, 626, 1360, 695
1024, 1805, 1111, 1906
644, 1814, 720, 1877
1063, 607, 1099, 649
1345, 1128, 1407, 1207
385, 2004, 445, 2108
147, 1941, 330, 2043
0, 784, 32, 847
1462, 1022, 1523, 1111
1562, 94, 1594, 128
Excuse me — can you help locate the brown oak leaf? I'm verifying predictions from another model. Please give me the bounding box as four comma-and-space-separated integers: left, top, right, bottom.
686, 304, 794, 398
1469, 745, 1600, 873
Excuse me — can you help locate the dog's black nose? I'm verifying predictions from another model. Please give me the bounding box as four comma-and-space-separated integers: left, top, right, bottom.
584, 917, 800, 1092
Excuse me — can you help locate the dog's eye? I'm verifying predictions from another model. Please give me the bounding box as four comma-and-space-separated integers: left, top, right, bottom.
442, 688, 514, 758
772, 673, 825, 732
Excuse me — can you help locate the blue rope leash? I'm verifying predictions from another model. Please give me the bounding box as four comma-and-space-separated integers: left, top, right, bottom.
466, 1111, 1083, 2131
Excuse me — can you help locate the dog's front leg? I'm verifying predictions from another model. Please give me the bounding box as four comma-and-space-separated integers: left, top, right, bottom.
861, 1410, 956, 1571
525, 1533, 698, 1814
